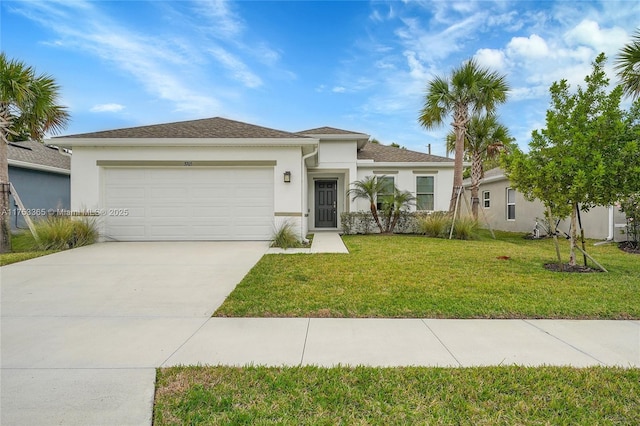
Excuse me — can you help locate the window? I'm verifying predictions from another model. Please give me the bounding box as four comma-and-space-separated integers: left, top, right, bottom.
416, 176, 435, 211
483, 191, 491, 208
506, 188, 516, 220
376, 176, 394, 210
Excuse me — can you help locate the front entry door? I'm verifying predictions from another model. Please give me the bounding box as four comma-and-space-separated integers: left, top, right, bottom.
315, 180, 337, 228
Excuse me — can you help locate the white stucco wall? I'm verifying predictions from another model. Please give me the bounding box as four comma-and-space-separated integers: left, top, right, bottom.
354, 165, 454, 213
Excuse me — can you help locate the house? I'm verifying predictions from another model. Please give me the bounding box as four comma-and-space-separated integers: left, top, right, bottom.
54, 117, 454, 241
7, 140, 71, 230
465, 167, 628, 241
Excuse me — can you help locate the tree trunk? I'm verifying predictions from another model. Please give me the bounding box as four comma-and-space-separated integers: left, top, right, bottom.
547, 206, 562, 267
568, 202, 579, 266
449, 109, 467, 212
369, 203, 384, 233
470, 151, 482, 220
0, 139, 11, 253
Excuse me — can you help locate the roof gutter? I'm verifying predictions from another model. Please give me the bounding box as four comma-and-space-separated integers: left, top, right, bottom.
8, 159, 70, 176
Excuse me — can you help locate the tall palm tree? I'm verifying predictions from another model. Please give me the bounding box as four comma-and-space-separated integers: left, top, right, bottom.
347, 175, 387, 233
1, 53, 70, 253
446, 114, 513, 219
615, 29, 640, 99
419, 59, 509, 212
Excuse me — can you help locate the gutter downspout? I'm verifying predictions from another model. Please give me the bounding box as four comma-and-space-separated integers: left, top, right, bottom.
301, 146, 319, 242
607, 205, 614, 241
595, 205, 615, 246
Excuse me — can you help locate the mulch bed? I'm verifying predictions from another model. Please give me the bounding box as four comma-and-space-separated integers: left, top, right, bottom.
544, 263, 603, 273
618, 241, 640, 255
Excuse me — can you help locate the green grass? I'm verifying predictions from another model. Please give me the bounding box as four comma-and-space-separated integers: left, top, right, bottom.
215, 232, 640, 319
154, 365, 640, 425
0, 232, 56, 266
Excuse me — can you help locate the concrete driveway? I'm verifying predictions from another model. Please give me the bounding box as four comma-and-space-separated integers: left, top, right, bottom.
0, 241, 269, 426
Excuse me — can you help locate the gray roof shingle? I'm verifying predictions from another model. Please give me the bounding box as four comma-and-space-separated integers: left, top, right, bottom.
8, 140, 71, 170
358, 142, 453, 163
297, 126, 366, 135
60, 117, 310, 139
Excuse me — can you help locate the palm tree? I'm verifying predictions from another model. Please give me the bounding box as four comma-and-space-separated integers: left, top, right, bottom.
615, 29, 640, 99
446, 114, 513, 219
347, 175, 387, 233
1, 53, 70, 253
381, 188, 416, 233
419, 59, 509, 212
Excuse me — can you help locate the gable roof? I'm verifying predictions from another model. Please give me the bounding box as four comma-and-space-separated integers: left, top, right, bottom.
8, 140, 71, 172
59, 117, 310, 139
297, 126, 366, 135
358, 142, 453, 163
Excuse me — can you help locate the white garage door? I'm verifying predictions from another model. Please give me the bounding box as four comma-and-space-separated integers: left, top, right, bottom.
103, 167, 274, 241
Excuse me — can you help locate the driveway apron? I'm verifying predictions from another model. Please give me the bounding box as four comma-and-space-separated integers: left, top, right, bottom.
0, 241, 268, 426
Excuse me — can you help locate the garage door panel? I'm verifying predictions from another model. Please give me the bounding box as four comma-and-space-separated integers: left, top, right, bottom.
103, 167, 274, 241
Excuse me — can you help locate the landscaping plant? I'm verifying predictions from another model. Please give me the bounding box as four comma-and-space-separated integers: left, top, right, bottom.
31, 215, 98, 250
271, 221, 302, 249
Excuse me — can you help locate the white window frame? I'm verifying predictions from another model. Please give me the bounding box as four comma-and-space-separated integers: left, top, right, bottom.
506, 188, 516, 220
416, 176, 435, 211
482, 191, 490, 209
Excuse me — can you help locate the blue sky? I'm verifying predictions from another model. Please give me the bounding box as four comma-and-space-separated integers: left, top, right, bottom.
2, 0, 638, 156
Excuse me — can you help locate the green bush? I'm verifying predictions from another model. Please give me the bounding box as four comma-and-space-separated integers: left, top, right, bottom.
271, 221, 301, 249
452, 215, 479, 240
31, 215, 98, 250
417, 211, 451, 237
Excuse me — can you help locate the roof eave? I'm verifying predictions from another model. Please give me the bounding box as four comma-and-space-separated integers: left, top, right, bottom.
357, 161, 455, 168
9, 159, 71, 175
53, 137, 320, 148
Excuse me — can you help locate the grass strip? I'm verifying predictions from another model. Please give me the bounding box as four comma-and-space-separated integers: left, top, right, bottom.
154, 365, 640, 425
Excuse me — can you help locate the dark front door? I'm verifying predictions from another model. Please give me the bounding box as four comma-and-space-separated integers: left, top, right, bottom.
315, 180, 337, 228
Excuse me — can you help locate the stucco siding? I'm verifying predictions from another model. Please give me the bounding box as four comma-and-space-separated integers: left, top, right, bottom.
476, 177, 627, 241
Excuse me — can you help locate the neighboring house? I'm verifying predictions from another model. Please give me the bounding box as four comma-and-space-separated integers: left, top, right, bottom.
464, 167, 627, 241
54, 117, 454, 241
7, 140, 71, 230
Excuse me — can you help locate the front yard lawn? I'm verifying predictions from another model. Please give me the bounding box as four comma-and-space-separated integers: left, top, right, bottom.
154, 365, 640, 425
215, 232, 640, 319
0, 232, 56, 266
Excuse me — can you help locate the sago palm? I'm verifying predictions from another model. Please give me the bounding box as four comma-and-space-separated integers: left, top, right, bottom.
419, 59, 509, 212
446, 113, 513, 219
0, 53, 69, 253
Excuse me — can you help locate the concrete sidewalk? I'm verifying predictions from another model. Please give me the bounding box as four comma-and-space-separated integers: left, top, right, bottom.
164, 318, 640, 368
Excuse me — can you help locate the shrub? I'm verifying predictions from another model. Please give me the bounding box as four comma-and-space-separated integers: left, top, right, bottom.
451, 215, 479, 240
417, 211, 451, 238
271, 221, 301, 249
31, 215, 98, 251
619, 195, 639, 247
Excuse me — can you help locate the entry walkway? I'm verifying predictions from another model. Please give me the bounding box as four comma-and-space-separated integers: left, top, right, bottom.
266, 230, 349, 254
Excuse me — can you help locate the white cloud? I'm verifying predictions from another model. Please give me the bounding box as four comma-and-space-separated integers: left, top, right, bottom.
332, 86, 346, 93
474, 48, 506, 71
90, 103, 125, 113
208, 46, 262, 88
564, 19, 629, 56
506, 34, 549, 59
